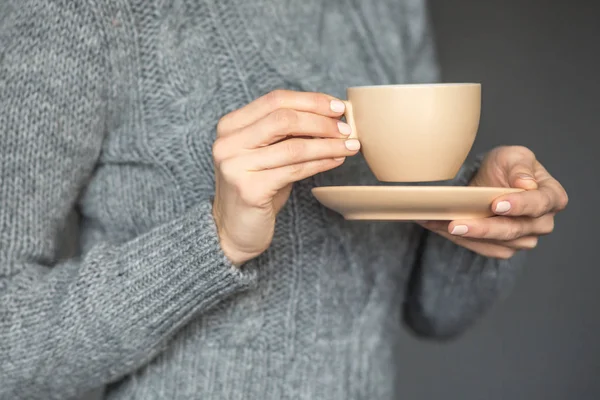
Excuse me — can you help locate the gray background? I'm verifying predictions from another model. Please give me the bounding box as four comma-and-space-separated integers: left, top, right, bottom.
393, 1, 599, 399
71, 0, 598, 399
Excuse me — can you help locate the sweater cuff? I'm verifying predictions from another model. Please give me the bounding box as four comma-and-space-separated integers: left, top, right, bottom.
100, 199, 258, 340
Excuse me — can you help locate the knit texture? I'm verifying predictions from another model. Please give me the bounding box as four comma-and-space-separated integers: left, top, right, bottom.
0, 0, 524, 399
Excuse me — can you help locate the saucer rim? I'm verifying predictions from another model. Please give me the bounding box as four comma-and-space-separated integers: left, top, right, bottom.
311, 186, 524, 193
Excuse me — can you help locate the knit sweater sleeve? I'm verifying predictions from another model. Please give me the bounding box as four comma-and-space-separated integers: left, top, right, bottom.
0, 2, 256, 398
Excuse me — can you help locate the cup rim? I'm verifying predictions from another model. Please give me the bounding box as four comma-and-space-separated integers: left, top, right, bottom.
347, 82, 480, 90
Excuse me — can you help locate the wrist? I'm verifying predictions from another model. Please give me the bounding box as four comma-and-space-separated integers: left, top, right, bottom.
211, 199, 251, 267
218, 233, 251, 268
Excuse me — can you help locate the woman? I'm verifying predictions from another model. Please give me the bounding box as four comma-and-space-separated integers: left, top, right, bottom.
0, 0, 568, 399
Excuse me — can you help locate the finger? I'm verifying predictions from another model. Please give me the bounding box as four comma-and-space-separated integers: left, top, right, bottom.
446, 215, 554, 241
265, 158, 347, 190
427, 229, 517, 260
508, 164, 539, 190
217, 90, 346, 135
456, 235, 539, 250
535, 163, 569, 212
492, 191, 549, 217
240, 109, 353, 148
492, 177, 567, 218
212, 111, 352, 163
503, 146, 539, 190
243, 137, 360, 170
419, 221, 540, 249
501, 235, 539, 250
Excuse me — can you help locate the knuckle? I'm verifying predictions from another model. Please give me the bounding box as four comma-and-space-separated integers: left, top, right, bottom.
541, 217, 555, 235
288, 161, 306, 177
531, 209, 546, 219
505, 223, 523, 240
479, 223, 492, 239
216, 115, 231, 136
266, 89, 288, 107
283, 139, 306, 161
237, 183, 264, 207
512, 223, 525, 239
557, 191, 569, 211
212, 138, 229, 165
218, 159, 240, 183
272, 108, 298, 130
509, 145, 536, 159
539, 195, 553, 216
528, 196, 550, 218
516, 203, 529, 216
307, 91, 325, 108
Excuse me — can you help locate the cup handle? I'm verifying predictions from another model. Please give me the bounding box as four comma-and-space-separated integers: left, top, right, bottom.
343, 101, 358, 140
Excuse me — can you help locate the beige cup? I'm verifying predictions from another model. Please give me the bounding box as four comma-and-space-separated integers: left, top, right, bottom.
343, 83, 481, 182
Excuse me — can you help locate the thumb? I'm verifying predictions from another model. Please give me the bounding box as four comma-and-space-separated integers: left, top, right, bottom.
506, 155, 539, 190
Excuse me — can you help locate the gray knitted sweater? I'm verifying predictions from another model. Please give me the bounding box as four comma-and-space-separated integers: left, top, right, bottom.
0, 0, 523, 399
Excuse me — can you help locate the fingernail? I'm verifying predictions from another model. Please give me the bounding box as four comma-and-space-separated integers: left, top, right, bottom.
333, 157, 346, 162
337, 121, 352, 136
345, 139, 361, 151
330, 100, 345, 113
495, 201, 511, 213
451, 225, 469, 235
517, 173, 535, 180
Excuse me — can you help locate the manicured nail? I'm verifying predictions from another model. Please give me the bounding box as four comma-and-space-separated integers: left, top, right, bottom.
333, 157, 346, 162
337, 121, 352, 136
344, 139, 361, 151
330, 100, 345, 113
495, 201, 511, 214
451, 225, 469, 235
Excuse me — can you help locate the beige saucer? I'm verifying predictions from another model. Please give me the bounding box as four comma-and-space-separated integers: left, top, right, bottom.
311, 186, 524, 221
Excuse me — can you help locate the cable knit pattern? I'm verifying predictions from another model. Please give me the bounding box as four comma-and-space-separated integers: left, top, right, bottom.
0, 0, 524, 399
